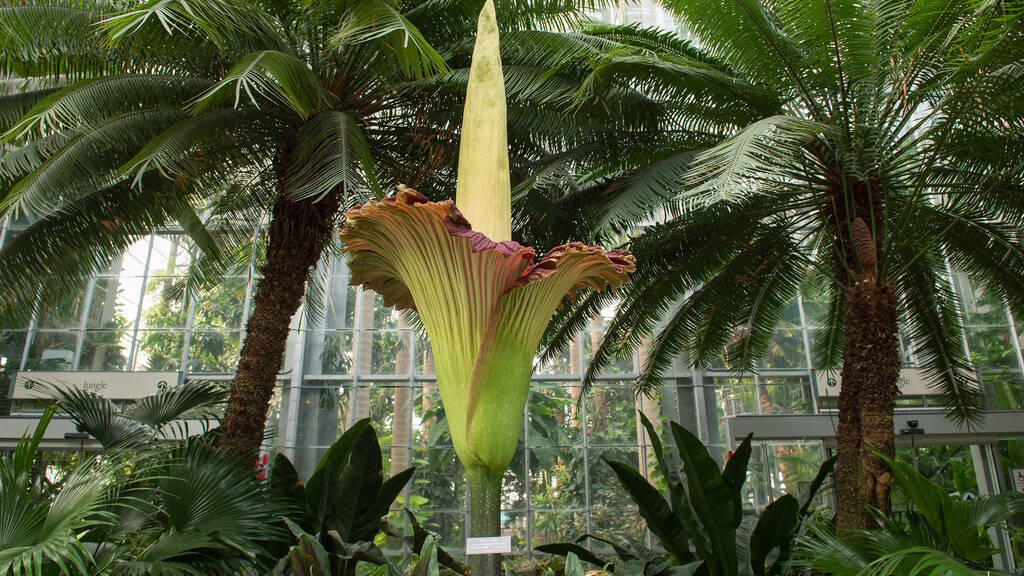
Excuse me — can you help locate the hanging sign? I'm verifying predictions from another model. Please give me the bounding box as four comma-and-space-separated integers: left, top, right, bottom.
815, 367, 974, 397
11, 371, 180, 400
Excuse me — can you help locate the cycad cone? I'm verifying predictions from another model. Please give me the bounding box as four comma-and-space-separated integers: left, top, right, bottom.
455, 0, 511, 242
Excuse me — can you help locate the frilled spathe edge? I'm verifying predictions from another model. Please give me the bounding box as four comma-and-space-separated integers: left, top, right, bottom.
341, 186, 635, 312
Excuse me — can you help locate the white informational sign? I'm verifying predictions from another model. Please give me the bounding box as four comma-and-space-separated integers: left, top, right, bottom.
465, 536, 511, 555
11, 371, 181, 400
1011, 468, 1024, 494
815, 367, 974, 397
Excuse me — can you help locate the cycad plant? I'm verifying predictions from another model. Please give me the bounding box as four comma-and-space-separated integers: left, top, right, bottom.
0, 0, 615, 458
543, 0, 1024, 529
796, 455, 1024, 576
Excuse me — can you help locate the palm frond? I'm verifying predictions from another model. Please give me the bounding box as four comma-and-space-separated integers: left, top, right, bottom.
0, 1, 114, 81
46, 384, 153, 448
192, 50, 329, 119
286, 110, 381, 201
331, 1, 448, 79
891, 219, 983, 427
99, 0, 287, 55
0, 173, 193, 325
2, 108, 186, 215
682, 115, 824, 205
4, 74, 211, 142
123, 380, 228, 433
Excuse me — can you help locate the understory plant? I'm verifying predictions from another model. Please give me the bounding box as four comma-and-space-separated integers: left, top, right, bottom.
338, 1, 634, 574
268, 418, 463, 576
0, 392, 288, 575
796, 455, 1024, 576
538, 414, 835, 576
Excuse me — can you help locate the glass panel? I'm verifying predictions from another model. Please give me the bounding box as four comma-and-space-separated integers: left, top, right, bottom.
79, 330, 130, 371
967, 326, 1018, 372
528, 384, 584, 446
764, 441, 823, 498
713, 376, 757, 416
737, 444, 773, 509
374, 294, 400, 329
36, 289, 87, 329
759, 328, 806, 369
529, 446, 586, 510
894, 444, 977, 497
87, 276, 142, 331
529, 511, 587, 550
324, 278, 357, 330
536, 343, 574, 376
187, 331, 241, 372
366, 330, 411, 376
588, 446, 638, 509
368, 383, 416, 447
25, 331, 77, 370
0, 331, 28, 415
583, 318, 634, 375
305, 330, 354, 375
147, 235, 192, 277
191, 277, 248, 330
292, 384, 349, 478
409, 447, 464, 510
138, 278, 189, 330
586, 385, 638, 446
503, 447, 528, 511
134, 331, 186, 371
983, 374, 1024, 411
758, 375, 814, 414
415, 336, 435, 376
955, 273, 1009, 326
590, 508, 644, 544
414, 381, 448, 446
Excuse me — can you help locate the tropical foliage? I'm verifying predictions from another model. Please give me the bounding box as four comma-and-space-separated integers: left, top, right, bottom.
0, 389, 288, 575
537, 414, 835, 576
540, 0, 1024, 528
0, 0, 620, 458
796, 456, 1024, 576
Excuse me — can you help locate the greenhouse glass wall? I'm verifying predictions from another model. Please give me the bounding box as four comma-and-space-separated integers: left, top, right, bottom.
2, 219, 1024, 559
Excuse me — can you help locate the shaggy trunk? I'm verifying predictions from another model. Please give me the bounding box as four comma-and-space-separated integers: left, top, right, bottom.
218, 148, 340, 457
835, 277, 900, 530
821, 162, 902, 530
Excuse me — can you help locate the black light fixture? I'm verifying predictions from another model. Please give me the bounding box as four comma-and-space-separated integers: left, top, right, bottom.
900, 419, 924, 472
64, 424, 90, 440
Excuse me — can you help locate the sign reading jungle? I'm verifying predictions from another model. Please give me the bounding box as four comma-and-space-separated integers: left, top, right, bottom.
11, 371, 181, 400
815, 367, 976, 397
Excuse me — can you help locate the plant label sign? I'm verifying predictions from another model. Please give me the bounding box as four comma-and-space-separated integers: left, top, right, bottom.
1012, 468, 1024, 494
465, 536, 511, 555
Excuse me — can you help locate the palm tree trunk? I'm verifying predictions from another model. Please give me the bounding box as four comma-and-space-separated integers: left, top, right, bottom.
218, 176, 340, 457
835, 277, 900, 530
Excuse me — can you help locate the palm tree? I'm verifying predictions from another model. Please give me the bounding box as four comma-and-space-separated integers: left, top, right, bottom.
0, 0, 619, 457
539, 0, 1024, 529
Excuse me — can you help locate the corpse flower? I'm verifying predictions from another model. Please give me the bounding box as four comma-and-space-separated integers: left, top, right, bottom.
339, 0, 634, 566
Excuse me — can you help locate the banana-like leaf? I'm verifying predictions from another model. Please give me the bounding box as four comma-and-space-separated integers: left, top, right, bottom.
722, 433, 753, 528
749, 494, 799, 576
603, 456, 694, 562
671, 421, 738, 576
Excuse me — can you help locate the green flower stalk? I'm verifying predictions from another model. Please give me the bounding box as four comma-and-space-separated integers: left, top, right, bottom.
339, 1, 634, 572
